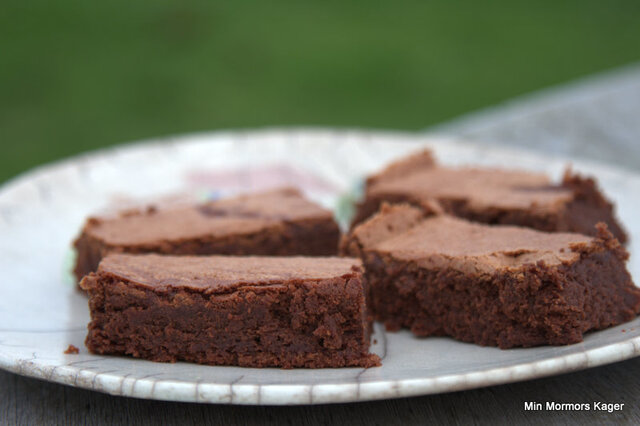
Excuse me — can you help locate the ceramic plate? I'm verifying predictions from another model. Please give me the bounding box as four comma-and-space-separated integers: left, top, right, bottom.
1, 129, 640, 405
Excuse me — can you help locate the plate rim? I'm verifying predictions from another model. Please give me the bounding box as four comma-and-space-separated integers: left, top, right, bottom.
2, 332, 640, 405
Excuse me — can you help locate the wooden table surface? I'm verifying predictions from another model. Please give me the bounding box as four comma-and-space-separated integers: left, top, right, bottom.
3, 64, 640, 425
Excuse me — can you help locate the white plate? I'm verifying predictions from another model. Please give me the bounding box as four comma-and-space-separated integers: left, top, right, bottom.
1, 129, 640, 405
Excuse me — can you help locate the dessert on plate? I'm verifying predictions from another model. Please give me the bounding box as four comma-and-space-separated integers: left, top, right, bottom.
74, 146, 638, 367
81, 253, 380, 368
74, 188, 340, 281
353, 149, 627, 243
342, 203, 640, 348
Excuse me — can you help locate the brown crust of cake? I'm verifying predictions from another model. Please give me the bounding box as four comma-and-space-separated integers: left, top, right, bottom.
344, 206, 640, 348
80, 255, 380, 368
352, 168, 628, 244
368, 225, 638, 348
559, 170, 628, 244
73, 189, 340, 282
74, 218, 339, 282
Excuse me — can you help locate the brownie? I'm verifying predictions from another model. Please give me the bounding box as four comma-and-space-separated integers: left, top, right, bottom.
353, 159, 628, 244
74, 188, 340, 281
80, 254, 380, 368
342, 204, 640, 348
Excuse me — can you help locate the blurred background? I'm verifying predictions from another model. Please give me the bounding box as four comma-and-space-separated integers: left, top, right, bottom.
2, 0, 640, 184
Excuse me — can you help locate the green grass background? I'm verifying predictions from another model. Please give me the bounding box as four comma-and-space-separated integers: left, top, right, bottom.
2, 1, 640, 184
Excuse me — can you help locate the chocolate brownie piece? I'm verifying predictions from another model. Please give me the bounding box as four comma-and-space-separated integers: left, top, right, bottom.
74, 188, 340, 281
342, 204, 640, 348
353, 162, 628, 244
80, 254, 380, 368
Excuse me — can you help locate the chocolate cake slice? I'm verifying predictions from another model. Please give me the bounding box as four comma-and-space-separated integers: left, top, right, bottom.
353, 159, 627, 244
81, 254, 380, 368
74, 188, 340, 281
342, 204, 640, 348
